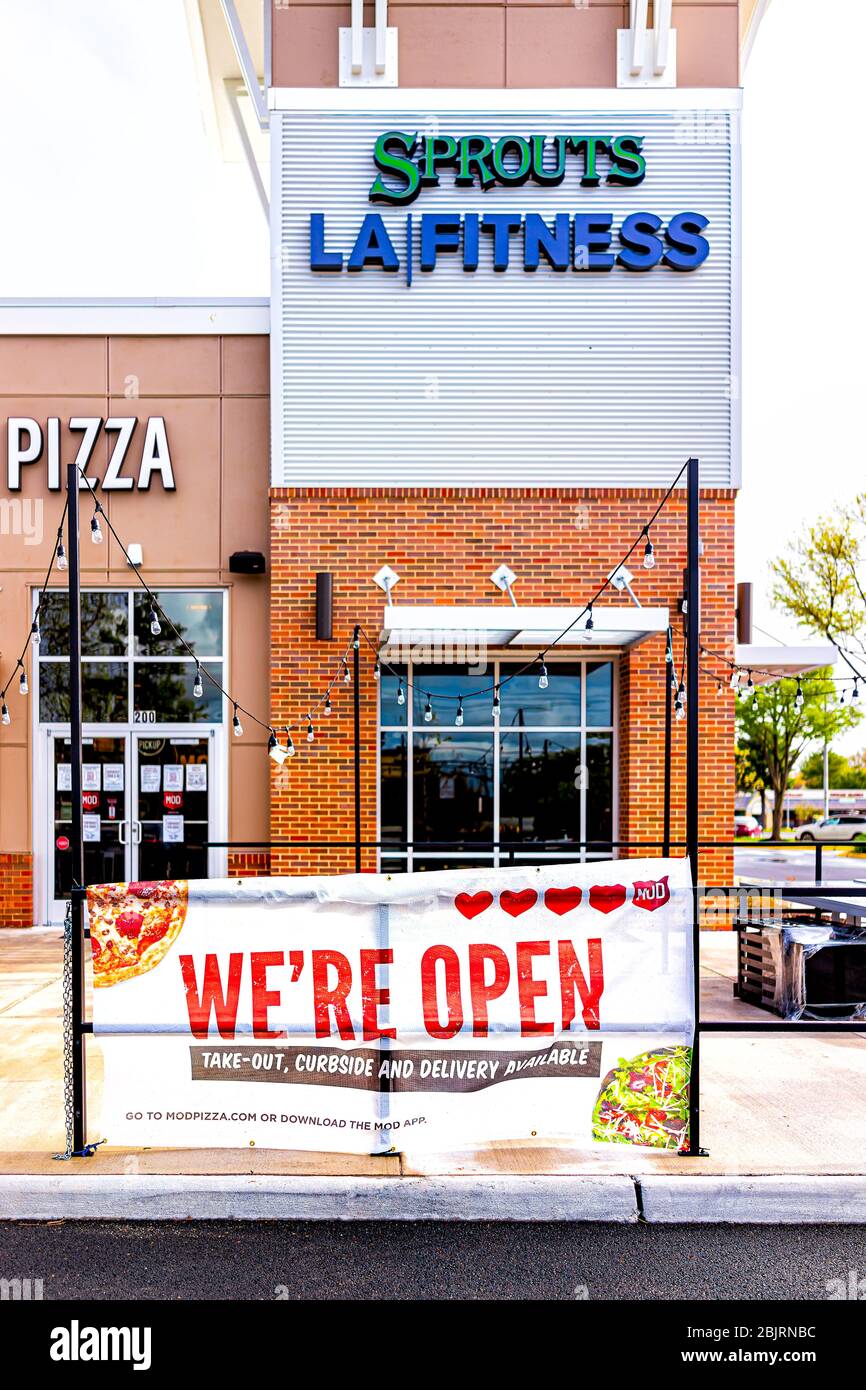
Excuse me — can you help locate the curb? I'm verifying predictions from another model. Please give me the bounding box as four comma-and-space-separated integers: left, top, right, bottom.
2, 1174, 864, 1223
638, 1175, 866, 1224
0, 1174, 638, 1223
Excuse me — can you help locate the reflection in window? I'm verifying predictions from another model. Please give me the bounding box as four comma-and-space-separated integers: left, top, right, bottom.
39, 663, 128, 723
586, 661, 613, 726
133, 663, 223, 723
586, 733, 613, 846
411, 666, 492, 728
134, 592, 223, 657
380, 732, 408, 845
500, 732, 581, 846
413, 734, 494, 847
499, 663, 582, 727
39, 592, 128, 657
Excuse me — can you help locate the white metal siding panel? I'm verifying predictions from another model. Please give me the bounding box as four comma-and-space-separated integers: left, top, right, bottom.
272, 107, 737, 489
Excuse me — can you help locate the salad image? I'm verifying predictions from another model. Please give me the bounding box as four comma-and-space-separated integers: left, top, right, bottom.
592, 1046, 691, 1152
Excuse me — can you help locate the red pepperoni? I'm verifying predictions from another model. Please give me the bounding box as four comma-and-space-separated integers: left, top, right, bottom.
116, 910, 143, 938
127, 882, 157, 900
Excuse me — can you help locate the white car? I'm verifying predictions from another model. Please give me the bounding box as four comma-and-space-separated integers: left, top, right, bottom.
794, 815, 866, 843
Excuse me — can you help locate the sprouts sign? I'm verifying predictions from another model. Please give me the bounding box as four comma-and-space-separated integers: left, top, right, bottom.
310, 130, 710, 277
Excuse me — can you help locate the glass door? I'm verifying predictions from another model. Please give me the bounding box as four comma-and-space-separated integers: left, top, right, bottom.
131, 733, 212, 882
49, 731, 131, 918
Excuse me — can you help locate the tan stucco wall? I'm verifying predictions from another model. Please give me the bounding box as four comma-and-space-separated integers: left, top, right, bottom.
0, 334, 270, 860
271, 1, 741, 89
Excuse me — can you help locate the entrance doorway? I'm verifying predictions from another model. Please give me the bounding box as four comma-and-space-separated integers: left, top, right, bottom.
45, 728, 221, 923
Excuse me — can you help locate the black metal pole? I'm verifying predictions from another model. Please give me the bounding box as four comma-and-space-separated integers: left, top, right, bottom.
663, 654, 672, 856
67, 463, 87, 1152
685, 455, 703, 1156
353, 625, 361, 872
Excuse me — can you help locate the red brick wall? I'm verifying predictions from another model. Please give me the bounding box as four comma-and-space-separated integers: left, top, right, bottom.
0, 852, 33, 928
228, 851, 272, 878
270, 487, 735, 887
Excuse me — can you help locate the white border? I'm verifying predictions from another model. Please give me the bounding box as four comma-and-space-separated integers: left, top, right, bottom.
269, 87, 743, 113
0, 299, 269, 336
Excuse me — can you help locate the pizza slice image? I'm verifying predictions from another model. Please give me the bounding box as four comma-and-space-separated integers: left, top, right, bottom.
87, 879, 189, 988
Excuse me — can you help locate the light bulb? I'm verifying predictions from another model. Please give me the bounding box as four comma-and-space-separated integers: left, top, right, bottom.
268, 732, 287, 765
584, 605, 594, 631
149, 607, 161, 637
538, 662, 549, 691
795, 684, 804, 709
342, 663, 351, 685
19, 668, 28, 696
853, 683, 860, 703
492, 688, 501, 719
665, 643, 673, 665
840, 689, 847, 706
306, 719, 314, 743
56, 535, 68, 571
193, 668, 203, 699
730, 669, 740, 690
675, 701, 686, 722
232, 706, 243, 737
1, 702, 9, 726
91, 514, 103, 544
324, 694, 332, 716
746, 672, 754, 692
285, 730, 296, 757
353, 633, 360, 651
31, 622, 40, 646
643, 535, 655, 570
455, 700, 464, 727
373, 661, 380, 681
677, 681, 686, 703
396, 680, 405, 707
423, 696, 433, 723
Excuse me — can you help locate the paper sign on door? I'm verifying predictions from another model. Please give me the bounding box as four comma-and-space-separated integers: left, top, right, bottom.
140, 767, 161, 792
162, 815, 184, 844
163, 766, 183, 792
82, 814, 101, 843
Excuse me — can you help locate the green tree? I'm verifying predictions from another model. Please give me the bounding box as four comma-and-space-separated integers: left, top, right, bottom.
735, 672, 861, 839
771, 496, 866, 667
735, 739, 770, 827
798, 748, 866, 790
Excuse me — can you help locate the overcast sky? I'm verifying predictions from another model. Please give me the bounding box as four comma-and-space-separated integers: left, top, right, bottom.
0, 0, 862, 683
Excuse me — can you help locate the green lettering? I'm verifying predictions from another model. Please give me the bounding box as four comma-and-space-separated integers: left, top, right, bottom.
369, 131, 422, 205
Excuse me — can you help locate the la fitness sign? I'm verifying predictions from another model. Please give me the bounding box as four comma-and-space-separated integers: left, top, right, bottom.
5, 416, 175, 492
310, 129, 710, 277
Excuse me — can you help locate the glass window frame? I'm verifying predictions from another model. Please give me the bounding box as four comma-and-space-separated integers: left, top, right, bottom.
378, 655, 617, 872
34, 588, 227, 727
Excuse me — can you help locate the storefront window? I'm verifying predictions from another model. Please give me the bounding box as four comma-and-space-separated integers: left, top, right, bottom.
380, 659, 615, 870
36, 589, 225, 725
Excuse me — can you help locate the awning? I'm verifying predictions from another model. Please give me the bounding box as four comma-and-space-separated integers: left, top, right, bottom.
380, 605, 670, 651
735, 644, 837, 684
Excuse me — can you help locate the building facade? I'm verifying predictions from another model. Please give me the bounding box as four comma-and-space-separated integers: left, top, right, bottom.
0, 2, 764, 924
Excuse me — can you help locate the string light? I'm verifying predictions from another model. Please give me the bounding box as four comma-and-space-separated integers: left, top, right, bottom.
677, 680, 686, 705
584, 604, 594, 632
232, 704, 243, 737
795, 682, 804, 709
642, 529, 655, 570
730, 669, 741, 691
853, 682, 860, 704
90, 512, 103, 544
492, 686, 501, 719
423, 695, 433, 723
18, 665, 28, 697
324, 693, 332, 716
342, 662, 351, 685
455, 698, 464, 727
372, 661, 380, 681
31, 621, 40, 647
149, 607, 161, 637
746, 671, 754, 693
674, 697, 686, 722
396, 678, 405, 707
538, 660, 549, 691
56, 530, 68, 571
193, 666, 203, 699
284, 728, 296, 758
1, 702, 9, 726
306, 718, 315, 743
267, 731, 286, 765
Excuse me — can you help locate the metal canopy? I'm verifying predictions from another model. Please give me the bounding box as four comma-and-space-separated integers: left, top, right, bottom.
380, 605, 670, 650
735, 644, 837, 684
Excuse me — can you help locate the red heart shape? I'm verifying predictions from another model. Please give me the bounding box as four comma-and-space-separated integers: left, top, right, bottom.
544, 886, 582, 916
500, 889, 538, 917
455, 891, 493, 920
588, 884, 627, 915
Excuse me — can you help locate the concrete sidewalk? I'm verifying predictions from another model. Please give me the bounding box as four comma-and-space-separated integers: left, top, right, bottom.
2, 927, 865, 1221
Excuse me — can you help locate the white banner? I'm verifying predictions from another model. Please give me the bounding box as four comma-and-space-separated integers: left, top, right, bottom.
88, 859, 694, 1154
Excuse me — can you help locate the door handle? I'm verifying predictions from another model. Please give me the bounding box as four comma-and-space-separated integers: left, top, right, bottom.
133, 821, 142, 844
118, 820, 128, 845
